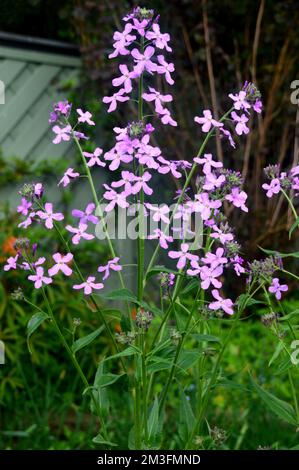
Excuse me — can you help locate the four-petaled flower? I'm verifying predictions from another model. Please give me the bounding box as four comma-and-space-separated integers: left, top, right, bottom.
48, 253, 73, 277
76, 109, 95, 125
200, 266, 223, 290
17, 198, 32, 216
268, 278, 288, 300
83, 148, 106, 167
58, 168, 80, 187
37, 203, 64, 229
65, 223, 95, 245
209, 289, 234, 315
225, 187, 248, 212
168, 243, 199, 269
73, 276, 104, 295
112, 64, 138, 93
148, 229, 173, 249
231, 111, 249, 135
103, 89, 129, 113
132, 46, 157, 74
52, 125, 72, 144
262, 178, 281, 198
28, 267, 52, 289
194, 110, 223, 133
72, 203, 99, 225
228, 91, 250, 111
145, 23, 172, 51
98, 257, 122, 281
4, 254, 19, 271
156, 55, 174, 85
202, 248, 228, 269
194, 153, 223, 175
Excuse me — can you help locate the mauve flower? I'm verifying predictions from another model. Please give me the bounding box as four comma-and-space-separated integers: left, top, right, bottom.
104, 148, 133, 171
4, 254, 19, 271
52, 125, 72, 144
131, 171, 153, 195
48, 253, 73, 277
36, 203, 64, 229
65, 223, 94, 245
202, 248, 228, 269
210, 225, 234, 245
146, 204, 170, 224
156, 55, 174, 85
142, 86, 173, 113
168, 243, 199, 269
28, 267, 52, 289
262, 178, 281, 198
83, 148, 105, 168
103, 188, 129, 212
194, 153, 223, 175
18, 212, 36, 229
194, 193, 222, 221
21, 257, 45, 271
225, 187, 248, 212
58, 168, 80, 187
72, 203, 99, 225
203, 172, 226, 191
76, 109, 95, 125
209, 289, 234, 315
111, 171, 135, 194
268, 278, 288, 300
17, 198, 32, 216
253, 100, 262, 113
158, 108, 177, 127
112, 64, 138, 93
228, 90, 250, 111
157, 157, 182, 178
194, 110, 223, 133
73, 276, 104, 295
148, 229, 173, 249
200, 266, 223, 290
103, 89, 129, 113
145, 23, 172, 51
231, 111, 249, 135
109, 24, 136, 59
34, 183, 43, 198
132, 46, 157, 74
97, 257, 122, 280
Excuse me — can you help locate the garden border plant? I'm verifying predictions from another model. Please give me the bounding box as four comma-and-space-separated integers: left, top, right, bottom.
4, 6, 299, 450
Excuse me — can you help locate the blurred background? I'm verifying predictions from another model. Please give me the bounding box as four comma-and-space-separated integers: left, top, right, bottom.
0, 0, 298, 449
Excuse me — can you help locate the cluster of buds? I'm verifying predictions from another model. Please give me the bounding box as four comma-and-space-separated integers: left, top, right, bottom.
248, 257, 280, 283
19, 183, 43, 201
158, 272, 175, 289
135, 308, 153, 330
210, 426, 227, 446
242, 81, 262, 103
261, 312, 279, 327
115, 331, 137, 345
169, 328, 181, 345
49, 100, 72, 124
11, 287, 24, 300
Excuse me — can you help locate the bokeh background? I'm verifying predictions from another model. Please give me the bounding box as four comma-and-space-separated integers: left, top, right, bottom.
0, 0, 298, 449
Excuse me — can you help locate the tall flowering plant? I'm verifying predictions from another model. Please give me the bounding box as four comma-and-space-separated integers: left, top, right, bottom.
4, 6, 299, 449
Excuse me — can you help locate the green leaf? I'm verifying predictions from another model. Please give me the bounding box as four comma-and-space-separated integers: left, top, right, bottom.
92, 433, 118, 447
192, 334, 221, 343
259, 246, 299, 258
237, 294, 265, 309
91, 363, 109, 417
268, 342, 284, 367
250, 375, 298, 426
178, 388, 195, 443
180, 279, 199, 295
94, 373, 125, 388
279, 309, 299, 322
177, 350, 200, 372
27, 311, 49, 353
289, 217, 299, 238
148, 398, 159, 441
105, 345, 141, 361
71, 325, 105, 354
102, 288, 137, 303
146, 265, 179, 280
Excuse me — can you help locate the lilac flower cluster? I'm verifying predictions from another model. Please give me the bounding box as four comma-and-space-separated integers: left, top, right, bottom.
262, 164, 299, 198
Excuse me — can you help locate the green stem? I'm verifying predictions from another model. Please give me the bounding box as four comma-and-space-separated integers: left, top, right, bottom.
281, 188, 298, 220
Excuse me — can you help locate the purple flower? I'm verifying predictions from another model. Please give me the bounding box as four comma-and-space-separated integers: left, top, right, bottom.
220, 128, 236, 148
83, 148, 105, 168
228, 91, 251, 111
158, 108, 177, 126
18, 212, 36, 229
36, 203, 64, 229
111, 171, 135, 194
72, 203, 99, 225
112, 64, 138, 93
142, 86, 173, 113
97, 257, 122, 280
103, 188, 129, 212
4, 254, 19, 271
231, 112, 249, 135
28, 267, 52, 289
268, 278, 288, 300
76, 109, 95, 126
210, 225, 234, 245
157, 157, 182, 178
65, 223, 95, 245
225, 187, 248, 212
52, 125, 72, 144
194, 193, 222, 221
194, 153, 223, 175
132, 18, 149, 37
21, 257, 45, 271
145, 23, 172, 51
131, 171, 153, 195
203, 172, 226, 191
109, 24, 136, 58
132, 46, 157, 74
58, 168, 80, 187
168, 243, 199, 269
202, 248, 228, 269
186, 259, 201, 276
146, 204, 170, 223
17, 198, 32, 216
34, 183, 43, 198
103, 89, 129, 113
253, 100, 262, 113
262, 178, 281, 198
48, 253, 73, 277
209, 289, 233, 315
73, 276, 104, 295
156, 55, 174, 85
104, 147, 133, 171
200, 266, 223, 290
194, 110, 223, 133
148, 229, 173, 249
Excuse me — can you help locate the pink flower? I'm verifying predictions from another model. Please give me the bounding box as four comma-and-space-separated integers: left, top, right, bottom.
194, 193, 222, 220
220, 128, 236, 148
4, 254, 19, 271
158, 108, 177, 126
52, 125, 72, 144
21, 257, 45, 271
37, 203, 64, 229
157, 157, 182, 178
156, 55, 174, 85
142, 86, 173, 113
18, 212, 36, 229
194, 110, 223, 133
112, 64, 138, 93
58, 168, 80, 187
34, 183, 43, 198
228, 91, 250, 111
17, 198, 32, 216
168, 243, 199, 269
28, 267, 52, 289
145, 23, 172, 51
103, 188, 129, 213
202, 248, 228, 269
109, 24, 136, 58
268, 278, 288, 300
72, 203, 99, 225
200, 266, 223, 290
186, 259, 201, 276
209, 289, 234, 315
97, 257, 122, 281
194, 153, 223, 175
146, 204, 170, 224
83, 148, 105, 168
132, 46, 157, 74
48, 253, 73, 277
148, 229, 173, 249
132, 18, 149, 37
73, 276, 104, 295
111, 171, 135, 194
104, 148, 133, 171
253, 100, 262, 113
225, 187, 248, 212
76, 108, 95, 125
210, 225, 234, 245
103, 89, 129, 113
203, 172, 226, 191
231, 111, 249, 135
65, 223, 95, 245
131, 171, 153, 195
262, 178, 281, 198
